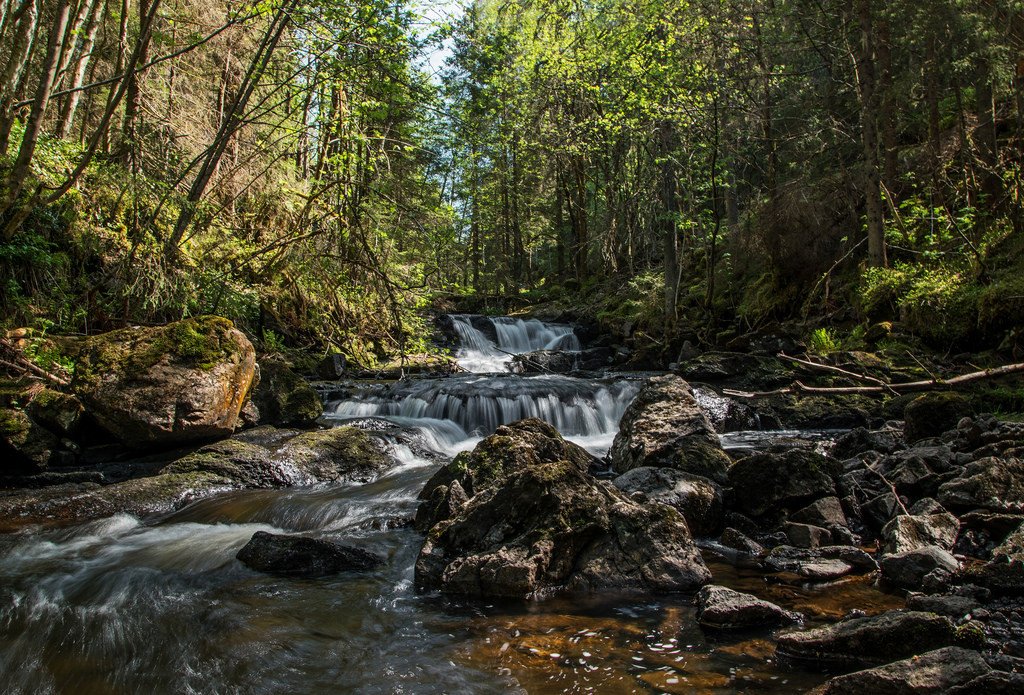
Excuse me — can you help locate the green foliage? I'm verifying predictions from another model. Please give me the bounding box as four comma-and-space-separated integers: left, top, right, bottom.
808, 328, 840, 356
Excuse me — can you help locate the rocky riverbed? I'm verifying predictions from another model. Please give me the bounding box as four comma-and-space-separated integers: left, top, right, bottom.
1, 314, 1023, 692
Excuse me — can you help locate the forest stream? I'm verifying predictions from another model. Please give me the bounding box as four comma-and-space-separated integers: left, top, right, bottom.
0, 316, 911, 694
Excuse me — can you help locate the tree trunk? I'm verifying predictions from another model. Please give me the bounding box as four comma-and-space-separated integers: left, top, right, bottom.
0, 0, 39, 155
55, 0, 104, 138
852, 0, 887, 268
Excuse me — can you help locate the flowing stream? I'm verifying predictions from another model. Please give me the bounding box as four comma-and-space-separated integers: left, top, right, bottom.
0, 316, 897, 694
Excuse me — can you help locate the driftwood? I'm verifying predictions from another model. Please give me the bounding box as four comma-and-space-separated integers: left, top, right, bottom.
0, 338, 71, 387
723, 360, 1024, 399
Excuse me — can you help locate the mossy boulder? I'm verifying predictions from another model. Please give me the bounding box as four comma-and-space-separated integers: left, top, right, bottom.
904, 392, 973, 444
26, 389, 84, 437
67, 316, 257, 446
251, 358, 323, 427
777, 611, 962, 668
727, 449, 842, 522
0, 406, 58, 473
162, 438, 308, 488
275, 426, 393, 483
415, 418, 711, 598
609, 375, 731, 483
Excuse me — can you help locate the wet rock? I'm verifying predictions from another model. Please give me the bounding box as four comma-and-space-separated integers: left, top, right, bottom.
808, 646, 992, 694
509, 347, 614, 374
609, 375, 731, 483
948, 670, 1024, 695
414, 479, 469, 532
251, 358, 323, 426
613, 466, 724, 536
763, 545, 876, 580
0, 407, 58, 473
727, 449, 841, 521
904, 392, 973, 444
992, 521, 1024, 562
695, 585, 800, 629
316, 352, 347, 379
720, 527, 764, 556
880, 546, 960, 590
832, 426, 901, 460
785, 522, 832, 549
777, 611, 961, 667
162, 438, 308, 488
881, 506, 960, 555
961, 559, 1024, 596
906, 593, 981, 619
938, 457, 1024, 513
415, 418, 711, 598
861, 491, 902, 532
791, 496, 848, 528
275, 426, 394, 483
25, 389, 84, 437
67, 316, 257, 446
675, 352, 795, 389
236, 530, 383, 578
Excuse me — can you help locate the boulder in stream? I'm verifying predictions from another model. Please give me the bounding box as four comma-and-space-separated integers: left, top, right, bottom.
695, 585, 800, 630
937, 457, 1024, 513
250, 357, 323, 426
612, 466, 724, 536
609, 375, 731, 483
237, 531, 383, 577
66, 316, 257, 446
415, 418, 711, 598
776, 610, 962, 668
727, 449, 841, 522
808, 646, 993, 695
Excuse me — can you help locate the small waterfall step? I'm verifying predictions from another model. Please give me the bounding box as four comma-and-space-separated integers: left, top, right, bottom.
447, 314, 580, 373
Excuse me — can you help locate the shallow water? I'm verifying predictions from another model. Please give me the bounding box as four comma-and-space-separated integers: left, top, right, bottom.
0, 317, 903, 693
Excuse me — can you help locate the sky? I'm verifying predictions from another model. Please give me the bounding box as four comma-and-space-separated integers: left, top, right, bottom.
414, 0, 468, 80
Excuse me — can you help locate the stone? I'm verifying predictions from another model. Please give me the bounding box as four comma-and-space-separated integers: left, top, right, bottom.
880, 546, 960, 590
791, 496, 848, 528
25, 389, 84, 437
274, 426, 394, 483
695, 585, 800, 629
250, 358, 323, 426
414, 479, 469, 532
763, 545, 876, 579
785, 522, 832, 549
162, 437, 310, 488
776, 611, 961, 667
992, 521, 1024, 562
415, 418, 711, 598
808, 647, 992, 695
0, 407, 58, 473
904, 392, 973, 444
67, 316, 257, 446
832, 427, 901, 460
609, 375, 731, 483
316, 352, 347, 379
881, 508, 960, 555
938, 457, 1024, 513
236, 531, 382, 577
727, 449, 841, 520
862, 491, 902, 532
720, 527, 764, 556
613, 466, 724, 536
906, 593, 981, 619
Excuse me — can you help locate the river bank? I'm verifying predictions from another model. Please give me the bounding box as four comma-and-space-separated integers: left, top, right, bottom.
1, 311, 1022, 693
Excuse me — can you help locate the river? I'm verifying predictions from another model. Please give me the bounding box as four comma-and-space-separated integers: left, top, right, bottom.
0, 315, 900, 693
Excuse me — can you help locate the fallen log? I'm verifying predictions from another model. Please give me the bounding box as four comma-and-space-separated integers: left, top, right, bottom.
723, 361, 1024, 399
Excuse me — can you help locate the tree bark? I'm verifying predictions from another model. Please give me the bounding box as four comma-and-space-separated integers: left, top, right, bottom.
852, 0, 887, 268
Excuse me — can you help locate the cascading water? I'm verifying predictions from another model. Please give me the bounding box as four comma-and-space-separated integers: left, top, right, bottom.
449, 314, 580, 372
0, 314, 865, 694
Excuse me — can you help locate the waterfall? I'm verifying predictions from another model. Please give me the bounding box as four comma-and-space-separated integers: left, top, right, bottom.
450, 314, 580, 373
324, 374, 642, 456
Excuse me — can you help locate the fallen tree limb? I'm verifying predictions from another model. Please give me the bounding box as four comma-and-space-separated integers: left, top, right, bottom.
777, 352, 895, 392
723, 361, 1024, 399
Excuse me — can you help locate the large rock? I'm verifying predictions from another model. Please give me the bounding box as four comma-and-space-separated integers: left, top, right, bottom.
25, 388, 84, 437
236, 531, 382, 577
163, 438, 308, 488
67, 316, 257, 446
250, 358, 323, 426
415, 419, 711, 598
904, 392, 972, 444
609, 375, 731, 483
776, 611, 960, 667
727, 449, 841, 521
613, 466, 724, 536
808, 647, 992, 695
881, 506, 960, 555
695, 585, 800, 629
880, 546, 960, 589
0, 406, 58, 473
938, 457, 1024, 513
274, 426, 394, 483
